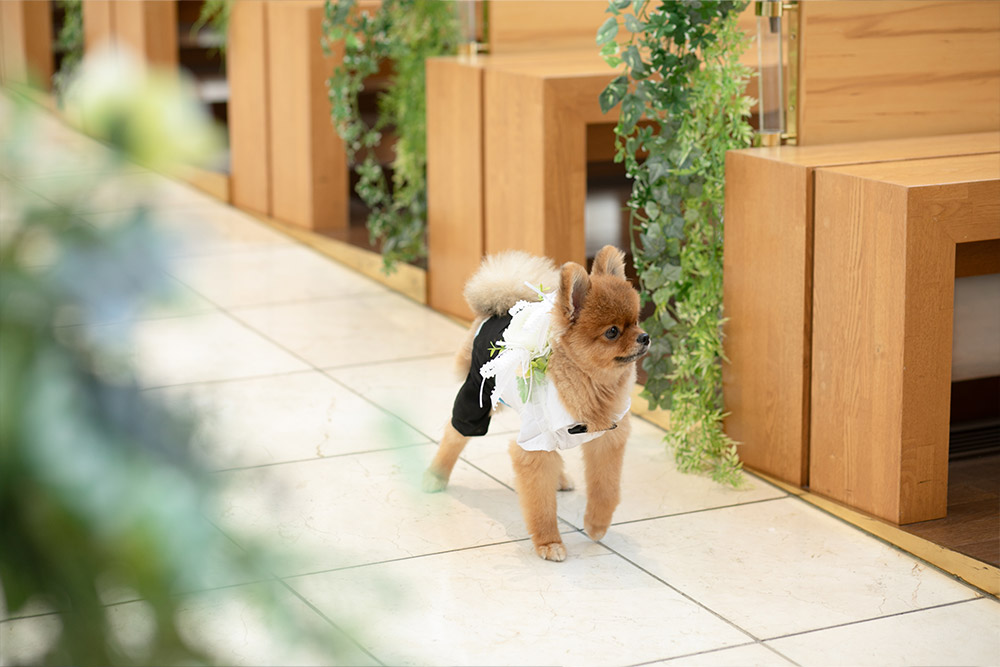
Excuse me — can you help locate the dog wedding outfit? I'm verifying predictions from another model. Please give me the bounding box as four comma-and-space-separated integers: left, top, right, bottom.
450, 285, 630, 451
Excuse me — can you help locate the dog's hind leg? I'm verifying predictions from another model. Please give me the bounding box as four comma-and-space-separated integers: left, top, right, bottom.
556, 453, 574, 491
423, 421, 471, 493
509, 442, 566, 561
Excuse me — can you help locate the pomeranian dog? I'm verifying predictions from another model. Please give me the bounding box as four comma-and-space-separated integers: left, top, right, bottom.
423, 245, 650, 561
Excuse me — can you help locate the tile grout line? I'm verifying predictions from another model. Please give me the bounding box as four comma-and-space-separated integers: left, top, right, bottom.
759, 596, 987, 644
593, 536, 766, 646
164, 281, 449, 448
623, 640, 799, 667
273, 578, 386, 667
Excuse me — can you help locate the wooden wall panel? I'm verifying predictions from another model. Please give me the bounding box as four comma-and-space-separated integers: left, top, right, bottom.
797, 1, 1000, 145
488, 1, 607, 53
228, 0, 271, 215
0, 0, 54, 89
426, 58, 484, 321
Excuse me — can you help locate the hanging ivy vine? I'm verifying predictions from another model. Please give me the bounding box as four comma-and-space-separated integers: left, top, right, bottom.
598, 0, 754, 485
323, 0, 460, 271
192, 0, 230, 59
52, 0, 83, 96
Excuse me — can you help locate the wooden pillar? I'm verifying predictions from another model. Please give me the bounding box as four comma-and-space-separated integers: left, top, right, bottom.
228, 0, 271, 216
266, 0, 349, 231
82, 1, 114, 53
0, 0, 54, 90
111, 0, 177, 69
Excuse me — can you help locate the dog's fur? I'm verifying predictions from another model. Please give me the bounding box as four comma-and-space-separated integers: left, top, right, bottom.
424, 246, 648, 561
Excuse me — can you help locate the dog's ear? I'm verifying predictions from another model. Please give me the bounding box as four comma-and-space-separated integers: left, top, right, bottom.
591, 245, 626, 279
559, 262, 590, 322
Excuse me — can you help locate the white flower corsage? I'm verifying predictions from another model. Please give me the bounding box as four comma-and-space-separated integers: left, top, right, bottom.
480, 283, 555, 408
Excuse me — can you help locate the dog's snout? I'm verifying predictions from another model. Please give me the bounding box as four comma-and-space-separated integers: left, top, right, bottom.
637, 333, 650, 346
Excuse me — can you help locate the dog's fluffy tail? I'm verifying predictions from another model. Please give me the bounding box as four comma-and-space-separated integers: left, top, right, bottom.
463, 250, 559, 319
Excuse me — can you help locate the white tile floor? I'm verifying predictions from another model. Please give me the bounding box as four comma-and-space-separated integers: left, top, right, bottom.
2, 94, 999, 667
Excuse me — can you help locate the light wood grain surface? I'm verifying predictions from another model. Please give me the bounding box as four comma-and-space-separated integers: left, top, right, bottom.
228, 0, 271, 214
426, 57, 485, 321
810, 153, 999, 524
266, 0, 348, 231
722, 133, 1000, 489
797, 0, 1000, 145
0, 0, 53, 89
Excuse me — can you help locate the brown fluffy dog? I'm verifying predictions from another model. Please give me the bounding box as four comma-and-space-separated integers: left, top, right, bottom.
423, 246, 649, 561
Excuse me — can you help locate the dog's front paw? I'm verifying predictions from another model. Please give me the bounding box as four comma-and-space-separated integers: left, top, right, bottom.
534, 541, 567, 562
422, 468, 449, 493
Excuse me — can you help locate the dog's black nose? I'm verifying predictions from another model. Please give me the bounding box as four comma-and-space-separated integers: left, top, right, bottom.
637, 333, 650, 345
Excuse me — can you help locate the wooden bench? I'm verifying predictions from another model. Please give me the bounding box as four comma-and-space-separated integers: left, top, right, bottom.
811, 153, 1000, 524
722, 133, 1000, 524
426, 48, 621, 320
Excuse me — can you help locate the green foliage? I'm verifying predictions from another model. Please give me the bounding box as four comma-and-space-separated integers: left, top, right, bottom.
191, 0, 230, 58
52, 0, 83, 96
599, 0, 754, 486
0, 91, 345, 664
323, 0, 460, 272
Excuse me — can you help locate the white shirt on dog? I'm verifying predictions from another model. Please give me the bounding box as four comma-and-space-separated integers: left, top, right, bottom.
493, 371, 630, 451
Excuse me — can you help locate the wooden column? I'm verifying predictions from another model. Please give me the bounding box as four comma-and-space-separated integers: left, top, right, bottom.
810, 154, 1000, 523
81, 1, 114, 53
228, 0, 271, 216
266, 0, 348, 231
426, 57, 485, 321
0, 0, 53, 89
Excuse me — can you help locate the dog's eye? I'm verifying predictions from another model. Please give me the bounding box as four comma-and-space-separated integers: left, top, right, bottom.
605, 326, 620, 341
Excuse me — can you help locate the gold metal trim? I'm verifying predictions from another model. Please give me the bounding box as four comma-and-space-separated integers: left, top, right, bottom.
783, 0, 799, 145
755, 1, 783, 18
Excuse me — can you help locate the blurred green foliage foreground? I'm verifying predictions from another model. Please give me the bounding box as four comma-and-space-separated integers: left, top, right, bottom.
0, 50, 348, 665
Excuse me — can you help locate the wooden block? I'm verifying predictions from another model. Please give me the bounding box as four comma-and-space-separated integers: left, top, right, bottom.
721, 132, 1000, 488
426, 57, 484, 321
810, 153, 1000, 524
482, 50, 617, 266
266, 0, 348, 230
82, 1, 114, 53
797, 0, 1000, 145
228, 0, 271, 214
0, 0, 54, 89
488, 0, 607, 53
112, 0, 178, 69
